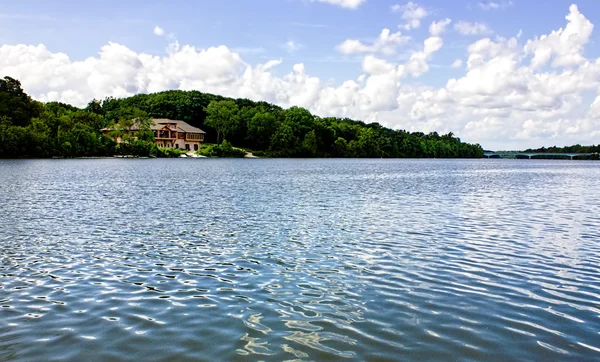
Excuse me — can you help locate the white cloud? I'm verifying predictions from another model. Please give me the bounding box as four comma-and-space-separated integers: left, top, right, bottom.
404, 36, 444, 77
478, 1, 513, 11
337, 28, 410, 55
454, 21, 492, 35
283, 40, 302, 54
392, 2, 429, 30
452, 59, 463, 68
2, 5, 600, 150
429, 18, 452, 36
153, 26, 165, 36
524, 4, 593, 69
311, 0, 365, 9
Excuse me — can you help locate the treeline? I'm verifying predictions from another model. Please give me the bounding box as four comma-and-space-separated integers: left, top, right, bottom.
1, 77, 114, 158
523, 144, 600, 154
102, 88, 484, 158
1, 75, 484, 158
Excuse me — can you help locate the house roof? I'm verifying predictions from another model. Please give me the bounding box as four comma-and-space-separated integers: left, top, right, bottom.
103, 118, 206, 134
153, 119, 206, 134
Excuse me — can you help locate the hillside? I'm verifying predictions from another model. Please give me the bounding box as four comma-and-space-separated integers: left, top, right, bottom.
1, 76, 484, 158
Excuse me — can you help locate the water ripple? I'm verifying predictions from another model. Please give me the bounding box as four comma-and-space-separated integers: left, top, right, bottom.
1, 159, 600, 361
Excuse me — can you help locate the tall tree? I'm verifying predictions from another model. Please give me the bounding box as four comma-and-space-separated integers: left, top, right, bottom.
0, 76, 40, 127
204, 100, 240, 143
247, 111, 278, 150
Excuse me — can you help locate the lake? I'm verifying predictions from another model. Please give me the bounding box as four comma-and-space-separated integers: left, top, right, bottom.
1, 158, 599, 361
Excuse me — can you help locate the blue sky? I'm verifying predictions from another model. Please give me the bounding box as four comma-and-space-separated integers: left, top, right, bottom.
2, 0, 599, 84
2, 0, 600, 149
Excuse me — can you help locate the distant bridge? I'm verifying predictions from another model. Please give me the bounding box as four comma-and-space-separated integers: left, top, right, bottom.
513, 153, 594, 160
484, 152, 596, 160
483, 152, 501, 158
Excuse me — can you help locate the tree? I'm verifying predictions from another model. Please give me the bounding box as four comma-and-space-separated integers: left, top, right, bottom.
204, 100, 240, 143
85, 99, 104, 116
0, 76, 40, 127
247, 111, 278, 150
334, 137, 348, 157
269, 123, 297, 156
355, 127, 381, 157
284, 106, 314, 137
301, 130, 318, 157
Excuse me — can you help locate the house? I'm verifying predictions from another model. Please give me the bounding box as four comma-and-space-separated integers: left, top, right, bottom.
151, 119, 206, 151
102, 118, 206, 151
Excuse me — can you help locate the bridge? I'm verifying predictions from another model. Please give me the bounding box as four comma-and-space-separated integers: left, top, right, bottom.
483, 152, 501, 158
484, 151, 597, 160
513, 153, 594, 160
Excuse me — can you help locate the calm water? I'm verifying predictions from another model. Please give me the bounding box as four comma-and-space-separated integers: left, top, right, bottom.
1, 159, 600, 361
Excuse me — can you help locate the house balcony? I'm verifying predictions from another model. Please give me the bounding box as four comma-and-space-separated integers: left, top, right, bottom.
155, 131, 178, 139
186, 134, 205, 142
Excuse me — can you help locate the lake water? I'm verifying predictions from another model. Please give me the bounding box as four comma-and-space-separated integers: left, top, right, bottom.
1, 159, 600, 361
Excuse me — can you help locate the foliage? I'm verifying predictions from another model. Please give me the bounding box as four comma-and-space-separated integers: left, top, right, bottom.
523, 144, 600, 154
0, 76, 488, 159
0, 76, 41, 127
204, 100, 240, 144
197, 140, 247, 158
157, 147, 187, 158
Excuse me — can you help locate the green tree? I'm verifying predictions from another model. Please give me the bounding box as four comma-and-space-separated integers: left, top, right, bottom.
205, 100, 240, 143
269, 123, 297, 156
301, 130, 318, 157
284, 106, 314, 137
85, 99, 104, 116
355, 128, 381, 157
247, 111, 278, 150
0, 76, 40, 127
334, 137, 348, 157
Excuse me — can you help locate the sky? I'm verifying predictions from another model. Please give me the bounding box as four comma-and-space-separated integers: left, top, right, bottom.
1, 0, 600, 150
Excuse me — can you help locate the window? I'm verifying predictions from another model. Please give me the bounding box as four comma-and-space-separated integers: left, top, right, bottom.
186, 144, 190, 150
194, 144, 199, 151
187, 133, 204, 140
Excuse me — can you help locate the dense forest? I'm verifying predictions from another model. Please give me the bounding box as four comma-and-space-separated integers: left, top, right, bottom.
523, 144, 600, 154
0, 76, 485, 158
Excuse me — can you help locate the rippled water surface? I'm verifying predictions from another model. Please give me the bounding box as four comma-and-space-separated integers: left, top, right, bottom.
1, 159, 600, 361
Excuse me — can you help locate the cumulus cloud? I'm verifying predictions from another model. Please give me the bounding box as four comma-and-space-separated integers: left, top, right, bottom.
153, 26, 165, 36
392, 2, 429, 30
429, 18, 452, 36
524, 4, 593, 69
337, 28, 410, 55
404, 35, 444, 77
454, 21, 492, 35
311, 0, 365, 9
1, 5, 600, 150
